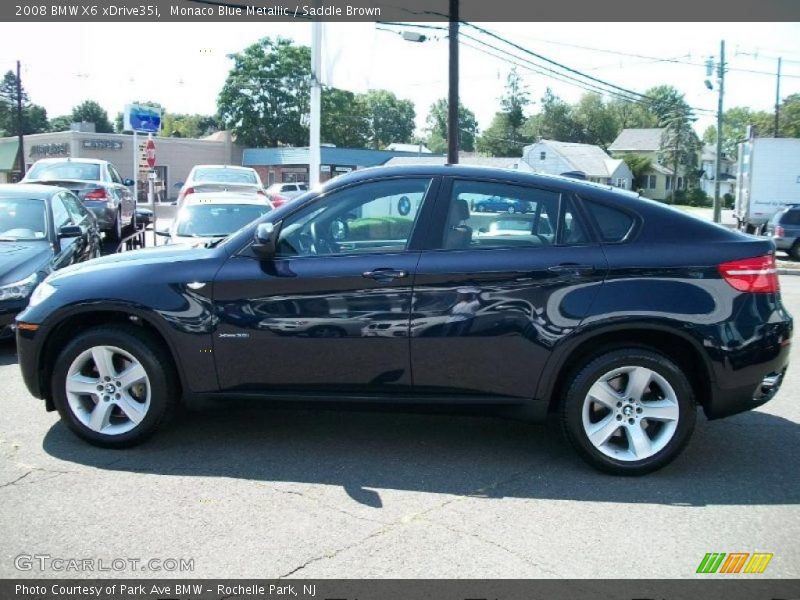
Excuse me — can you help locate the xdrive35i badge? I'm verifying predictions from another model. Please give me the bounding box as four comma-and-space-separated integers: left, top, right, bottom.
218, 333, 250, 339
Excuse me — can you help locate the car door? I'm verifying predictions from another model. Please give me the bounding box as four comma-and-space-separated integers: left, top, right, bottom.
409, 177, 608, 399
49, 193, 81, 270
212, 176, 440, 394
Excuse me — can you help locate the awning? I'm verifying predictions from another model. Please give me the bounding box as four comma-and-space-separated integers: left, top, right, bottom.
0, 139, 20, 171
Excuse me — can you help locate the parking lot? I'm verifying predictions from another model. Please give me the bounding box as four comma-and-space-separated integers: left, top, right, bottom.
0, 276, 798, 579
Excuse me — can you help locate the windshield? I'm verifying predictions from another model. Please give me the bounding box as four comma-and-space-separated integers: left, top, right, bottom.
192, 168, 257, 185
0, 198, 48, 240
175, 204, 271, 237
27, 162, 100, 182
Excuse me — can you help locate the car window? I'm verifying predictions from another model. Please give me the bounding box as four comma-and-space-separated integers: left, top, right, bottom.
583, 199, 635, 242
60, 192, 89, 225
193, 168, 257, 184
108, 165, 123, 184
558, 196, 590, 245
27, 162, 100, 182
781, 210, 800, 226
0, 197, 47, 239
281, 184, 295, 192
51, 195, 73, 229
276, 178, 432, 257
175, 204, 272, 237
438, 180, 561, 250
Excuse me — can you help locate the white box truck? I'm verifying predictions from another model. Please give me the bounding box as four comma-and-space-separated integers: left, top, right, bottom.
735, 137, 800, 233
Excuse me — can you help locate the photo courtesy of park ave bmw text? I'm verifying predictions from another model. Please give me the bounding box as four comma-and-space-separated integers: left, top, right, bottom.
0, 0, 799, 597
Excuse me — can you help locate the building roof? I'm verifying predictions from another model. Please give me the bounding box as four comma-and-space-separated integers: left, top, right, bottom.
0, 139, 19, 171
608, 128, 665, 152
383, 155, 527, 169
243, 147, 442, 168
532, 140, 623, 178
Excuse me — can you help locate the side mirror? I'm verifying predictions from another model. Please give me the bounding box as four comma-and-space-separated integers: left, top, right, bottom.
155, 228, 171, 238
123, 178, 134, 186
253, 222, 279, 259
58, 225, 83, 238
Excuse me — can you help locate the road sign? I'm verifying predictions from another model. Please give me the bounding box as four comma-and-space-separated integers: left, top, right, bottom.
145, 139, 156, 168
124, 103, 162, 133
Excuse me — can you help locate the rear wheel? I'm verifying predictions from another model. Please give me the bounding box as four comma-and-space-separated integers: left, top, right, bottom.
560, 348, 696, 475
51, 326, 177, 447
107, 209, 122, 244
790, 241, 800, 261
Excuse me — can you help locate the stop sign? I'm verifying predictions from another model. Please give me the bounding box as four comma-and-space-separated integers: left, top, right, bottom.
145, 139, 156, 168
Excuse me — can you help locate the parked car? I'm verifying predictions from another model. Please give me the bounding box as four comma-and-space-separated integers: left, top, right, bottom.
21, 158, 135, 243
265, 182, 309, 208
472, 196, 530, 213
767, 204, 800, 261
0, 184, 101, 339
157, 192, 272, 247
16, 165, 792, 475
176, 165, 266, 207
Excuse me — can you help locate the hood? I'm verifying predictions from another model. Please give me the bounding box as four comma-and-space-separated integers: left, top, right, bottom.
0, 241, 52, 285
48, 243, 217, 284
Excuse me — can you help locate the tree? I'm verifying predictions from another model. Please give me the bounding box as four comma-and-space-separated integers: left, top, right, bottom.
521, 88, 581, 143
217, 37, 310, 147
572, 93, 620, 149
500, 68, 530, 137
321, 88, 370, 148
702, 106, 772, 159
161, 113, 220, 138
623, 154, 653, 190
0, 70, 49, 136
71, 100, 113, 133
49, 115, 73, 132
659, 103, 701, 201
608, 97, 658, 130
476, 113, 524, 156
778, 93, 800, 138
425, 98, 478, 153
363, 89, 415, 149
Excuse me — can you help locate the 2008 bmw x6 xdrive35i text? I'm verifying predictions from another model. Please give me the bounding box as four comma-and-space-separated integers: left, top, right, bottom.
15, 166, 793, 475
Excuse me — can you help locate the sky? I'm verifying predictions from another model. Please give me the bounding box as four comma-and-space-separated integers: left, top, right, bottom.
1, 21, 799, 141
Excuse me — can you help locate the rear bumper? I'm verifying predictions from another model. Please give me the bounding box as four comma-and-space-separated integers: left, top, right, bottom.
772, 236, 797, 251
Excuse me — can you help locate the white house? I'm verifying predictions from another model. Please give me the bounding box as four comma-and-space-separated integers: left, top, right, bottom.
522, 140, 633, 189
699, 144, 735, 199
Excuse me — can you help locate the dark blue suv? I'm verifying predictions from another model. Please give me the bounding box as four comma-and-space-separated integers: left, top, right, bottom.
767, 205, 800, 261
15, 166, 793, 475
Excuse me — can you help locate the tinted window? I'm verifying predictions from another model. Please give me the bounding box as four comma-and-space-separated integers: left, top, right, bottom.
584, 200, 635, 242
28, 161, 100, 182
60, 192, 89, 225
193, 168, 257, 184
780, 210, 800, 226
175, 204, 271, 237
51, 195, 72, 229
0, 198, 47, 239
277, 178, 431, 257
108, 165, 123, 184
559, 196, 589, 245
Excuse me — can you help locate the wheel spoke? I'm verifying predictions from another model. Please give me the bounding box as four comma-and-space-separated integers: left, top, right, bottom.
117, 363, 147, 390
626, 367, 652, 402
587, 380, 620, 409
114, 393, 146, 425
91, 347, 117, 379
588, 415, 621, 448
640, 400, 680, 422
626, 422, 653, 458
88, 400, 114, 431
66, 374, 100, 396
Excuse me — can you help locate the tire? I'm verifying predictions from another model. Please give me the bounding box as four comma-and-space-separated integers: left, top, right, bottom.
507, 206, 516, 214
560, 348, 696, 475
789, 241, 800, 262
51, 325, 178, 448
475, 205, 484, 213
107, 209, 122, 244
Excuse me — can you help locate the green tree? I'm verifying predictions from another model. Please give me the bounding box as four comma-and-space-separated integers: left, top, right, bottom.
521, 88, 580, 143
623, 154, 653, 190
608, 97, 658, 130
476, 113, 525, 156
501, 68, 530, 137
659, 103, 701, 201
161, 113, 220, 138
425, 98, 478, 153
49, 114, 73, 132
778, 93, 800, 138
322, 88, 370, 148
217, 37, 310, 147
363, 89, 416, 149
572, 93, 620, 149
71, 100, 113, 133
702, 106, 773, 159
0, 70, 49, 136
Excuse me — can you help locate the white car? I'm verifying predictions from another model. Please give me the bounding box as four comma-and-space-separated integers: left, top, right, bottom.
176, 165, 266, 207
265, 182, 309, 208
158, 192, 272, 246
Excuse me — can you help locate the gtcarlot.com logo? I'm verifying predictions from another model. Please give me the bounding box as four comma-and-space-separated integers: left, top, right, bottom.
696, 552, 773, 574
14, 554, 194, 573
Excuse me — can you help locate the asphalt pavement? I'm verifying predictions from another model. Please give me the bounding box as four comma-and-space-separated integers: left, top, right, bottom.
0, 278, 798, 579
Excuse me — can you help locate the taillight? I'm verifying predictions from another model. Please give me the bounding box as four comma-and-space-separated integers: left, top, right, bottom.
719, 255, 779, 293
83, 188, 107, 200
178, 186, 194, 202
271, 194, 288, 207
775, 226, 785, 237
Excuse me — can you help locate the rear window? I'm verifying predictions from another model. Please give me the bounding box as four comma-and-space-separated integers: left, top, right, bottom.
175, 204, 270, 237
27, 162, 100, 182
193, 168, 257, 184
780, 209, 800, 226
584, 200, 635, 242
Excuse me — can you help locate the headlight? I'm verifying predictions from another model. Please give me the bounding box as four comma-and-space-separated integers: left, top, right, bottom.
0, 273, 38, 302
28, 281, 56, 307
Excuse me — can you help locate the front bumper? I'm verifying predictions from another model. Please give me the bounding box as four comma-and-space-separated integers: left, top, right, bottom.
1, 299, 28, 339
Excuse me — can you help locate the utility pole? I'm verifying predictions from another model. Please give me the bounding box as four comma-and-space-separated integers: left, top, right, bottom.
309, 21, 322, 187
713, 40, 725, 224
774, 57, 782, 137
16, 60, 24, 177
447, 0, 459, 164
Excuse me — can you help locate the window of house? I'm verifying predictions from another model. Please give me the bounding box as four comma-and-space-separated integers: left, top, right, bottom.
645, 175, 656, 189
666, 176, 672, 190
540, 152, 546, 160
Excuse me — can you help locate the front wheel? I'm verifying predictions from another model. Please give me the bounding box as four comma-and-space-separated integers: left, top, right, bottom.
51, 326, 177, 447
560, 348, 696, 475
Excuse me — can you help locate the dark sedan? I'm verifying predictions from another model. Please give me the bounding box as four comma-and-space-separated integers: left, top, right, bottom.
15, 166, 792, 475
473, 196, 530, 213
0, 184, 101, 339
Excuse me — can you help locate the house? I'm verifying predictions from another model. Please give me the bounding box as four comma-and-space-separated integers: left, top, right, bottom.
608, 128, 691, 201
699, 144, 735, 199
242, 146, 445, 185
521, 140, 632, 189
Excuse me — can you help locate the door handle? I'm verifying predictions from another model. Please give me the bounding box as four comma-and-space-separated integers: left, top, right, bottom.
547, 264, 595, 274
362, 268, 409, 281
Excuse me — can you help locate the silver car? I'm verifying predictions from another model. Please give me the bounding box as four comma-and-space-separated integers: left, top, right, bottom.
21, 158, 135, 242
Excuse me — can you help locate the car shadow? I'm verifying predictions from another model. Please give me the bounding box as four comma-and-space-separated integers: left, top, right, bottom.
42, 398, 800, 508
